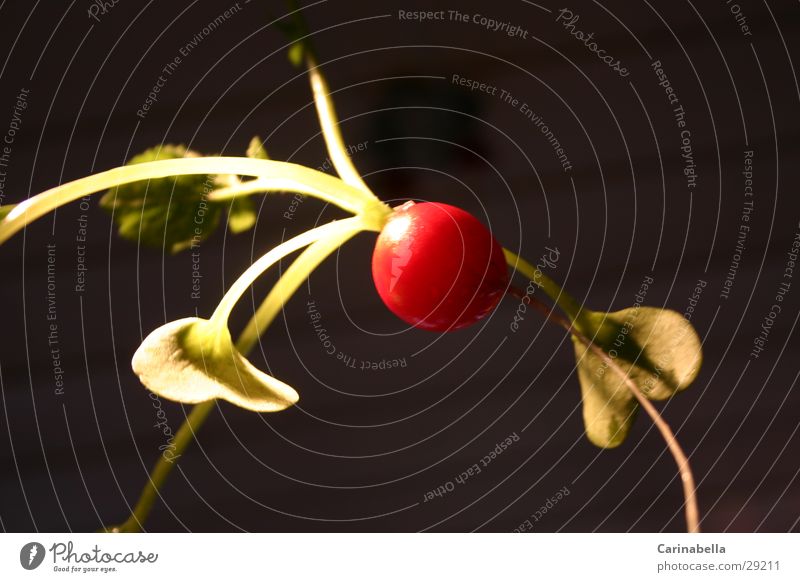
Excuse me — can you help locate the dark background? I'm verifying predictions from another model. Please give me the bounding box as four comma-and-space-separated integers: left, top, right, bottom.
0, 0, 798, 532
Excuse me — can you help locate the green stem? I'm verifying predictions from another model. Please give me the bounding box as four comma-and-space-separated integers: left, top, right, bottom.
207, 216, 364, 333
0, 156, 374, 245
236, 228, 362, 354
503, 248, 593, 332
206, 178, 278, 202
104, 399, 215, 533
306, 56, 373, 196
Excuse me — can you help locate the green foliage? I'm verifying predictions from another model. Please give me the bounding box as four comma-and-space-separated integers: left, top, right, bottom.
572, 307, 703, 448
132, 317, 299, 412
99, 145, 221, 253
99, 143, 274, 251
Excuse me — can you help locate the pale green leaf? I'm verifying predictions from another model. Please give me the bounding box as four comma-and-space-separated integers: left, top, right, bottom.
572, 307, 703, 448
132, 317, 298, 412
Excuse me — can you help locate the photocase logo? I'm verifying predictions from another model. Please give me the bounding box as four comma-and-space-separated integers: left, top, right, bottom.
19, 542, 46, 570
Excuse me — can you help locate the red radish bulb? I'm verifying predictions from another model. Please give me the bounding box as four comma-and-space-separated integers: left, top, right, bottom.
371, 201, 509, 331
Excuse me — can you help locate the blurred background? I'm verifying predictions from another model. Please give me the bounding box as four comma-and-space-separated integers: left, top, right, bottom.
0, 0, 798, 532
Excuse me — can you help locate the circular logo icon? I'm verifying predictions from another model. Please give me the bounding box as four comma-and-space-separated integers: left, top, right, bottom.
19, 542, 46, 570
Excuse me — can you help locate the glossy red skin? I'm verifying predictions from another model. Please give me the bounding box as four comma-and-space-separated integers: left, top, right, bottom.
371, 202, 509, 331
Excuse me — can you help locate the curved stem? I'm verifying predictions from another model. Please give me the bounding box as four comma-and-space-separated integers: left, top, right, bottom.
0, 156, 374, 244
207, 216, 364, 333
507, 286, 700, 533
306, 56, 375, 197
237, 227, 362, 354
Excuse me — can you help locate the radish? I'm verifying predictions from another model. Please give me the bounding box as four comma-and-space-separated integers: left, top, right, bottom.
371, 201, 509, 331
0, 18, 705, 534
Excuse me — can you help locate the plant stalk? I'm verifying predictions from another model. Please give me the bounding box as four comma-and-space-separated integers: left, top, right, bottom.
507, 285, 700, 533
502, 249, 592, 333
207, 216, 364, 332
103, 399, 215, 533
0, 156, 375, 245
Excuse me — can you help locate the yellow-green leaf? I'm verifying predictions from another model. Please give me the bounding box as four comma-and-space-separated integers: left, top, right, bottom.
573, 307, 703, 448
132, 317, 298, 412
